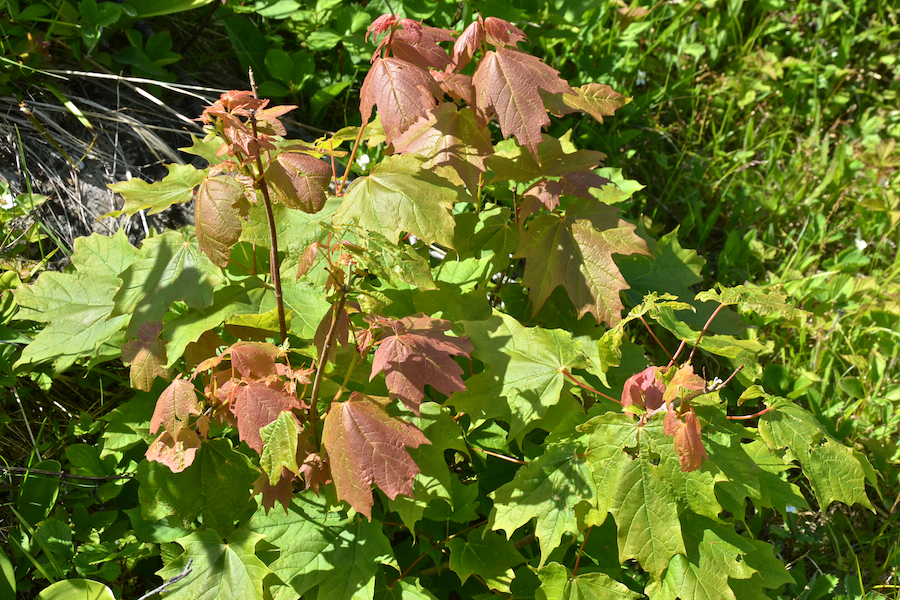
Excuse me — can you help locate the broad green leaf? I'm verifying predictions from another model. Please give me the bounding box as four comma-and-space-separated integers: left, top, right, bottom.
759, 400, 871, 510
248, 493, 395, 600
375, 578, 439, 600
260, 411, 302, 486
451, 311, 588, 440
695, 284, 807, 320
162, 279, 270, 367
70, 230, 141, 279
36, 579, 116, 600
156, 529, 270, 600
112, 230, 223, 337
335, 155, 465, 248
137, 439, 258, 533
490, 441, 595, 566
14, 231, 141, 372
0, 545, 14, 598
106, 163, 206, 218
514, 198, 649, 326
14, 273, 130, 372
535, 562, 640, 600
387, 403, 467, 530
486, 133, 606, 184
445, 526, 525, 593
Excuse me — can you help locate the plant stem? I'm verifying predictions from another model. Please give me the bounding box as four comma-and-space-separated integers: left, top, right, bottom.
563, 370, 621, 404
336, 120, 368, 196
248, 113, 288, 344
574, 526, 592, 577
309, 289, 348, 446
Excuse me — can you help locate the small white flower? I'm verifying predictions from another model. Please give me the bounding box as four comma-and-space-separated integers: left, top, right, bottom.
0, 194, 15, 210
710, 377, 724, 388
636, 70, 647, 86
785, 505, 797, 514
855, 238, 868, 251
355, 154, 371, 170
831, 50, 838, 58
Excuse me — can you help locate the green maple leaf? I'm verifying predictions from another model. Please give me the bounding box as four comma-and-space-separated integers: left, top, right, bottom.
490, 441, 595, 567
387, 403, 468, 531
13, 231, 140, 373
375, 578, 439, 600
583, 413, 720, 579
248, 492, 395, 600
514, 198, 649, 326
136, 439, 258, 533
260, 411, 302, 486
451, 311, 588, 440
445, 526, 525, 593
156, 529, 270, 600
112, 229, 223, 337
759, 399, 872, 510
535, 562, 640, 600
106, 163, 207, 218
695, 284, 808, 321
335, 155, 466, 248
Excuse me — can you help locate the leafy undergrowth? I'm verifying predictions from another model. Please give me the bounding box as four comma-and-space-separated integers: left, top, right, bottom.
2, 2, 899, 600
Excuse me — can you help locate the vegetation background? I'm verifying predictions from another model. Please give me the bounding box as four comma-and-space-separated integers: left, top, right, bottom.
1, 0, 899, 599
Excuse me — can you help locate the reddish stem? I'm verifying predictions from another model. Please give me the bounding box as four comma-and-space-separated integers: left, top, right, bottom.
687, 303, 725, 364
563, 370, 621, 404
573, 526, 592, 577
470, 446, 526, 464
726, 406, 772, 421
639, 315, 673, 361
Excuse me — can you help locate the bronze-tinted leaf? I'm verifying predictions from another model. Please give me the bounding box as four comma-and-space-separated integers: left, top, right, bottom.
451, 18, 484, 70
360, 57, 442, 147
370, 314, 473, 414
233, 382, 302, 453
473, 49, 572, 159
150, 377, 201, 438
321, 393, 430, 518
195, 175, 247, 267
146, 428, 202, 473
121, 321, 169, 392
265, 152, 332, 213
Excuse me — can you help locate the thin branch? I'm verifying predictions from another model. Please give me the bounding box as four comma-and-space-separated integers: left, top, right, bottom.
573, 526, 592, 577
470, 446, 526, 464
687, 303, 725, 364
336, 120, 368, 196
562, 370, 621, 404
308, 288, 348, 446
136, 559, 193, 600
639, 315, 672, 361
726, 406, 772, 421
0, 466, 133, 481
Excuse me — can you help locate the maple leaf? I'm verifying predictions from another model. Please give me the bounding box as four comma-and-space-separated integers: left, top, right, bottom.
146, 428, 202, 473
232, 382, 302, 454
106, 163, 207, 218
321, 393, 430, 518
451, 18, 484, 70
430, 70, 474, 106
366, 13, 397, 43
150, 377, 202, 439
121, 321, 169, 392
360, 57, 442, 147
376, 26, 455, 71
483, 16, 527, 48
445, 526, 525, 593
264, 152, 332, 214
542, 83, 632, 124
253, 469, 295, 514
490, 441, 595, 567
370, 313, 473, 414
514, 198, 649, 325
535, 563, 641, 600
393, 103, 494, 194
195, 174, 248, 267
473, 48, 572, 159
228, 341, 280, 379
621, 367, 664, 413
664, 409, 708, 472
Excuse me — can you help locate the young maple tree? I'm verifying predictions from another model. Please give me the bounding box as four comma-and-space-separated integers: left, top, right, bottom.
10, 12, 874, 600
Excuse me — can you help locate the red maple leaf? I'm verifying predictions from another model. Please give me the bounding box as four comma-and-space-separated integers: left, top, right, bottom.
150, 377, 201, 439
370, 313, 473, 414
483, 16, 527, 48
366, 13, 397, 43
321, 393, 430, 518
232, 381, 302, 453
451, 18, 484, 70
253, 469, 295, 514
473, 48, 572, 159
146, 428, 202, 473
376, 26, 455, 71
664, 409, 708, 472
360, 57, 442, 147
621, 366, 665, 413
